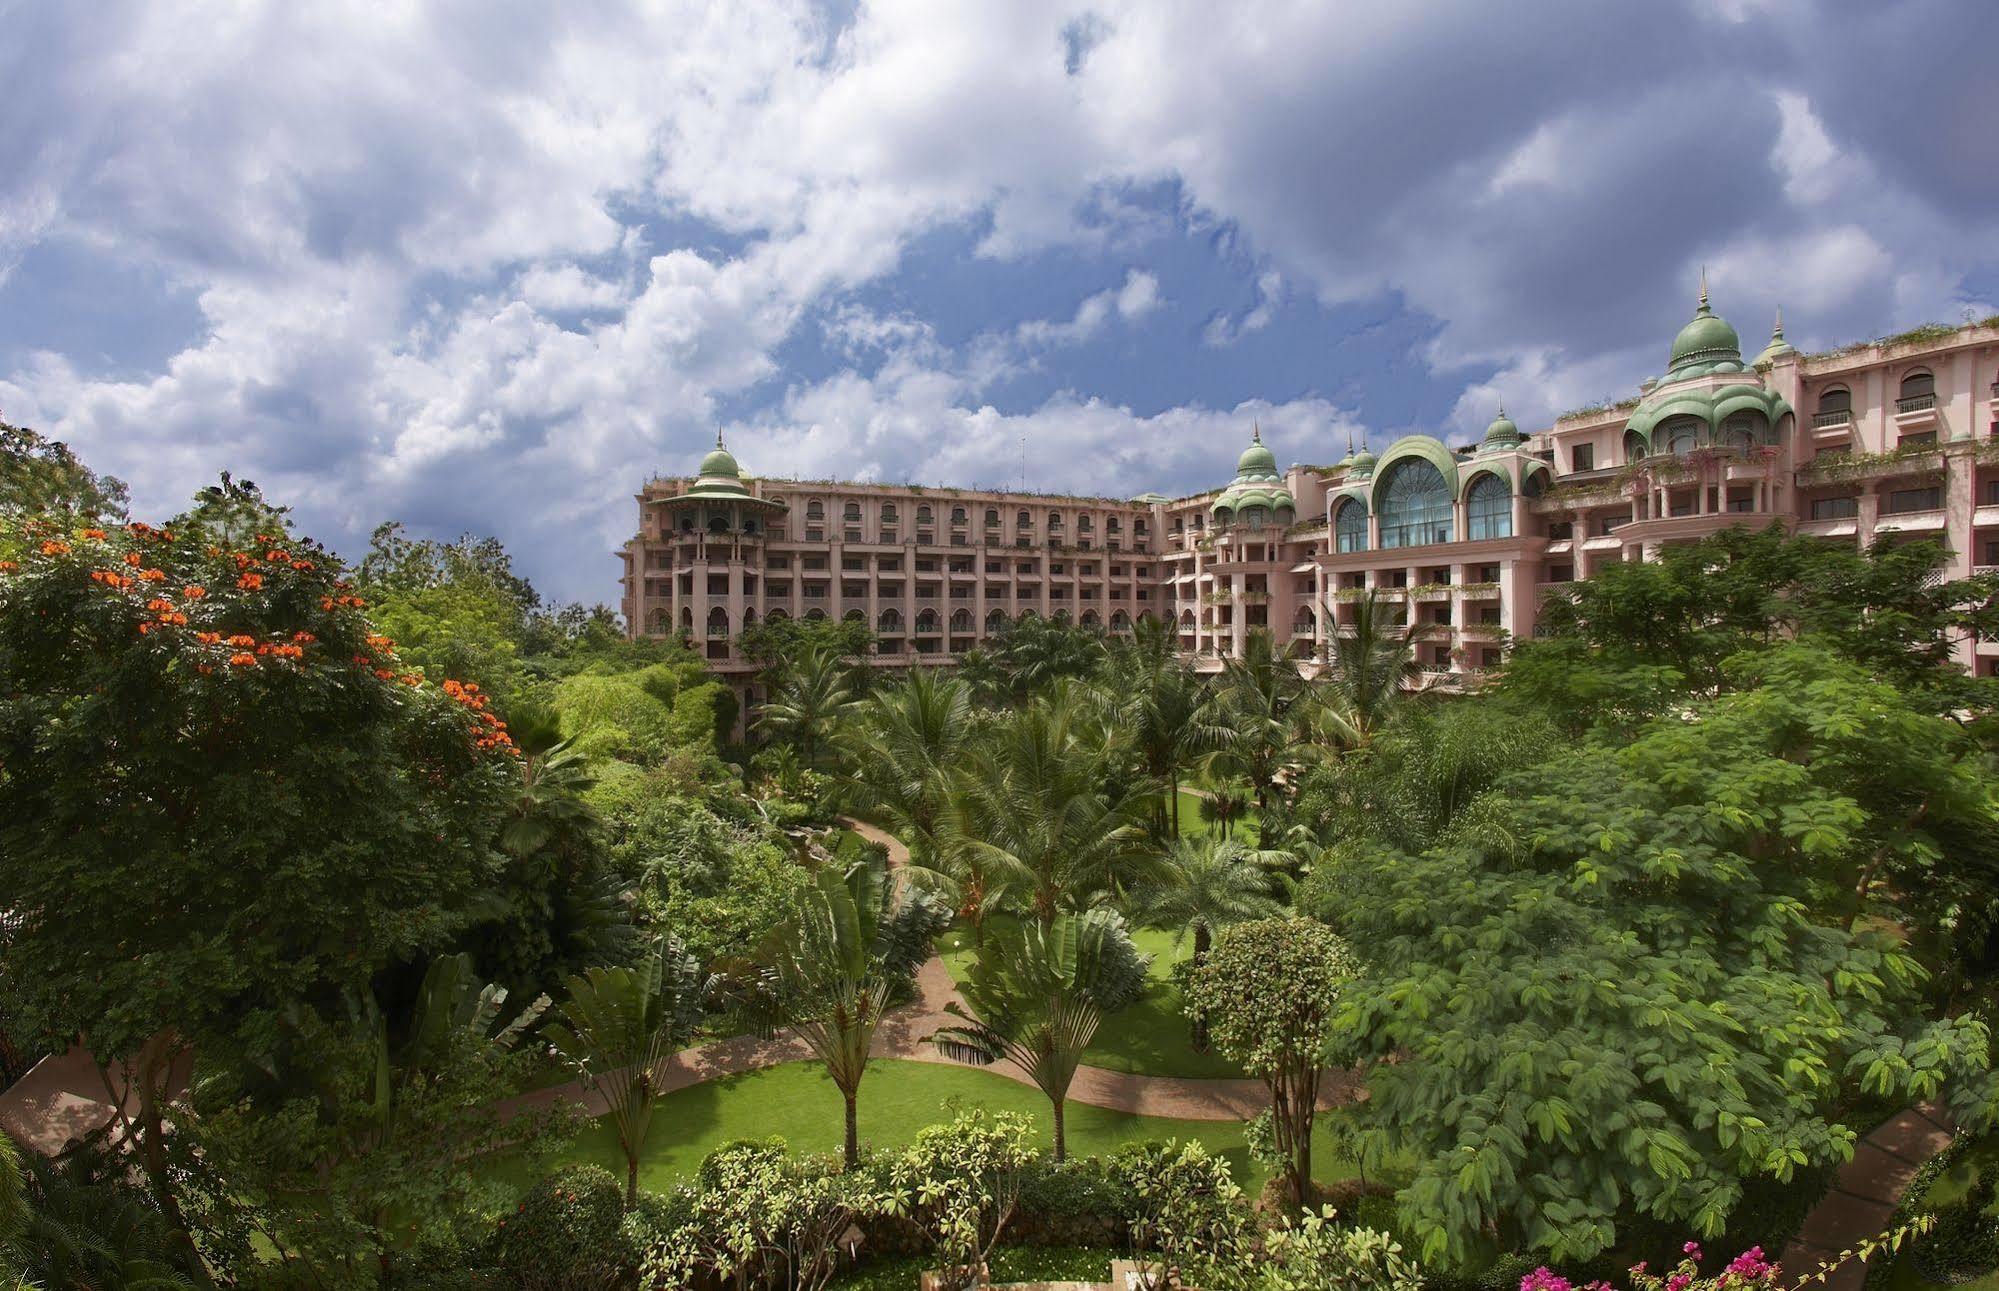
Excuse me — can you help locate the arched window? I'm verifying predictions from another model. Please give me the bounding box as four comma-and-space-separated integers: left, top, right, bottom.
1465, 473, 1512, 541
706, 606, 729, 637
680, 515, 695, 533
741, 517, 758, 535
1293, 607, 1314, 633
843, 502, 861, 521
1178, 609, 1196, 630
1659, 416, 1703, 455
707, 513, 728, 533
1110, 611, 1131, 633
1378, 458, 1453, 548
984, 508, 998, 525
1899, 370, 1935, 409
805, 608, 827, 621
1080, 609, 1099, 628
878, 608, 902, 632
1077, 515, 1093, 531
985, 609, 1008, 632
1334, 499, 1369, 553
950, 608, 972, 632
1053, 608, 1070, 623
1048, 511, 1064, 527
881, 504, 898, 522
917, 506, 933, 523
843, 609, 864, 623
1016, 510, 1032, 528
1623, 429, 1648, 462
647, 607, 670, 634
916, 609, 938, 633
680, 606, 693, 630
742, 607, 758, 627
806, 500, 825, 520
1719, 414, 1766, 452
767, 608, 790, 623
1818, 387, 1851, 416
953, 506, 968, 523
1241, 506, 1268, 530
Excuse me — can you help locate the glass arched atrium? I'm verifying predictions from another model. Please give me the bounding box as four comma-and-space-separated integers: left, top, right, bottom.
1334, 499, 1369, 553
1378, 459, 1453, 548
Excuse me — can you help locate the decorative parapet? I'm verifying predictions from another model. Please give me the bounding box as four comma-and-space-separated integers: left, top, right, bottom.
1796, 444, 1946, 486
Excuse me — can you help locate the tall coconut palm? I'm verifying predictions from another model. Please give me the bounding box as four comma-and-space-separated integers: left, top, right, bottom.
944, 692, 1156, 927
756, 644, 858, 770
740, 853, 948, 1168
1099, 626, 1228, 840
930, 910, 1143, 1160
1202, 628, 1311, 813
1315, 589, 1431, 751
543, 935, 708, 1206
837, 668, 973, 864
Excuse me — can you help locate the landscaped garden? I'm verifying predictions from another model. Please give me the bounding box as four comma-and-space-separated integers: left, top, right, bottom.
4, 426, 1998, 1289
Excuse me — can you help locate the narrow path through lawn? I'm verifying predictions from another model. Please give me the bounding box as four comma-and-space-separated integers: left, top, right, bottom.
498, 818, 1361, 1127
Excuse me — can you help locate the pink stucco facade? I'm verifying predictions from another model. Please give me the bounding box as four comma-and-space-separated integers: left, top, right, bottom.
620, 302, 1999, 698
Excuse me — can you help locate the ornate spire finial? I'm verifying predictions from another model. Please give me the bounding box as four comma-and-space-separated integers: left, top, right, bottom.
1345, 425, 1355, 455
1772, 304, 1785, 338
1698, 265, 1710, 312
1252, 421, 1261, 444
716, 429, 725, 449
1496, 399, 1506, 418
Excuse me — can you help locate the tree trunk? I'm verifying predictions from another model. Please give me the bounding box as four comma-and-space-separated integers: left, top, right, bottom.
625, 1151, 640, 1210
843, 1089, 859, 1169
1189, 928, 1212, 1053
1169, 771, 1181, 839
1052, 1098, 1067, 1163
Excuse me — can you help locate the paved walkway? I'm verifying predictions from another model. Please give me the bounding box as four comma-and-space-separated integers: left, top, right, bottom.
1782, 1101, 1956, 1291
498, 817, 1354, 1126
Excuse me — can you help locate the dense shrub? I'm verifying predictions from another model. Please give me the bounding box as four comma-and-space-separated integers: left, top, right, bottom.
501, 1165, 634, 1291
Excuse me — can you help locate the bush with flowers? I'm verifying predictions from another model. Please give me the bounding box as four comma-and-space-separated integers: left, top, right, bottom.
0, 478, 527, 1230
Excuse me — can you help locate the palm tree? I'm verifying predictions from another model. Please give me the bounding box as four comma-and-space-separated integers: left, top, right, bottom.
543, 936, 708, 1206
8, 1153, 200, 1291
837, 668, 973, 864
1131, 835, 1288, 1049
740, 853, 947, 1168
944, 692, 1156, 927
1315, 589, 1431, 751
1202, 628, 1310, 814
756, 644, 858, 770
930, 910, 1139, 1161
1099, 624, 1227, 840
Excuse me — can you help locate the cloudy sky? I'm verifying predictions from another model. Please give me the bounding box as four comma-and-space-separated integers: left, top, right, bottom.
4, 1, 1996, 605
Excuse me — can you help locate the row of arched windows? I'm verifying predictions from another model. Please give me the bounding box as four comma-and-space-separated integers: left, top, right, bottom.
1331, 463, 1525, 551
797, 501, 1120, 529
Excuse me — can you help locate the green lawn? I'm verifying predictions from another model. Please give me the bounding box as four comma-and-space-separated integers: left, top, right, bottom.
1166, 789, 1258, 843
495, 1058, 1354, 1197
1878, 1136, 1999, 1291
938, 921, 1245, 1080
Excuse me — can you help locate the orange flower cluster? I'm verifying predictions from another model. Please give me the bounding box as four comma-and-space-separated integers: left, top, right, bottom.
229, 653, 258, 667
255, 641, 306, 660
0, 561, 17, 573
442, 679, 518, 754
265, 548, 287, 562
196, 632, 223, 645
232, 552, 253, 569
145, 598, 174, 613
236, 572, 263, 590
157, 611, 189, 627
80, 528, 107, 540
364, 633, 394, 653
291, 631, 315, 643
321, 592, 367, 610
90, 570, 135, 590
124, 551, 144, 567
226, 634, 257, 648
138, 569, 166, 582
183, 585, 206, 599
40, 540, 71, 556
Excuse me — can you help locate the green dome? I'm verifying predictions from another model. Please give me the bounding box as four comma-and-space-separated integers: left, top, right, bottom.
1482, 407, 1521, 449
1348, 446, 1377, 478
698, 441, 740, 479
1667, 282, 1742, 374
1236, 440, 1278, 477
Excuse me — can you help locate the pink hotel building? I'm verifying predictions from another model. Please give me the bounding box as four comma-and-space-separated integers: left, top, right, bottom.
620, 291, 1999, 706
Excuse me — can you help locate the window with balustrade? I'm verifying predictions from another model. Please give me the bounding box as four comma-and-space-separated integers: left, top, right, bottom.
1898, 371, 1935, 413
1814, 387, 1852, 429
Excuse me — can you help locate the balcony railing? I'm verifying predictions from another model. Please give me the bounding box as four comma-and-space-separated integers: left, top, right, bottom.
1897, 393, 1937, 414
1811, 410, 1853, 430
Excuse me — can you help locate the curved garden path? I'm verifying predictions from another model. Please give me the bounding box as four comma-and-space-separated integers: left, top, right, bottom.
1781, 1101, 1956, 1291
497, 818, 1361, 1126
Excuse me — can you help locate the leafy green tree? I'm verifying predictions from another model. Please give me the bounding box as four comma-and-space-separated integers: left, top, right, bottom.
1185, 919, 1357, 1211
738, 613, 874, 672
955, 613, 1107, 705
1251, 1206, 1424, 1291
544, 936, 709, 1206
1113, 1138, 1255, 1288
740, 853, 949, 1168
650, 1139, 885, 1291
1511, 525, 1999, 731
189, 953, 569, 1283
1327, 646, 1997, 1264
0, 421, 127, 523
0, 484, 520, 1231
931, 910, 1148, 1160
838, 667, 974, 863
882, 1109, 1039, 1290
756, 643, 860, 770
944, 691, 1156, 926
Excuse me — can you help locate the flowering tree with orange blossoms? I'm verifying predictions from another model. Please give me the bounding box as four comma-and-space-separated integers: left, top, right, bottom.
0, 478, 523, 1233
